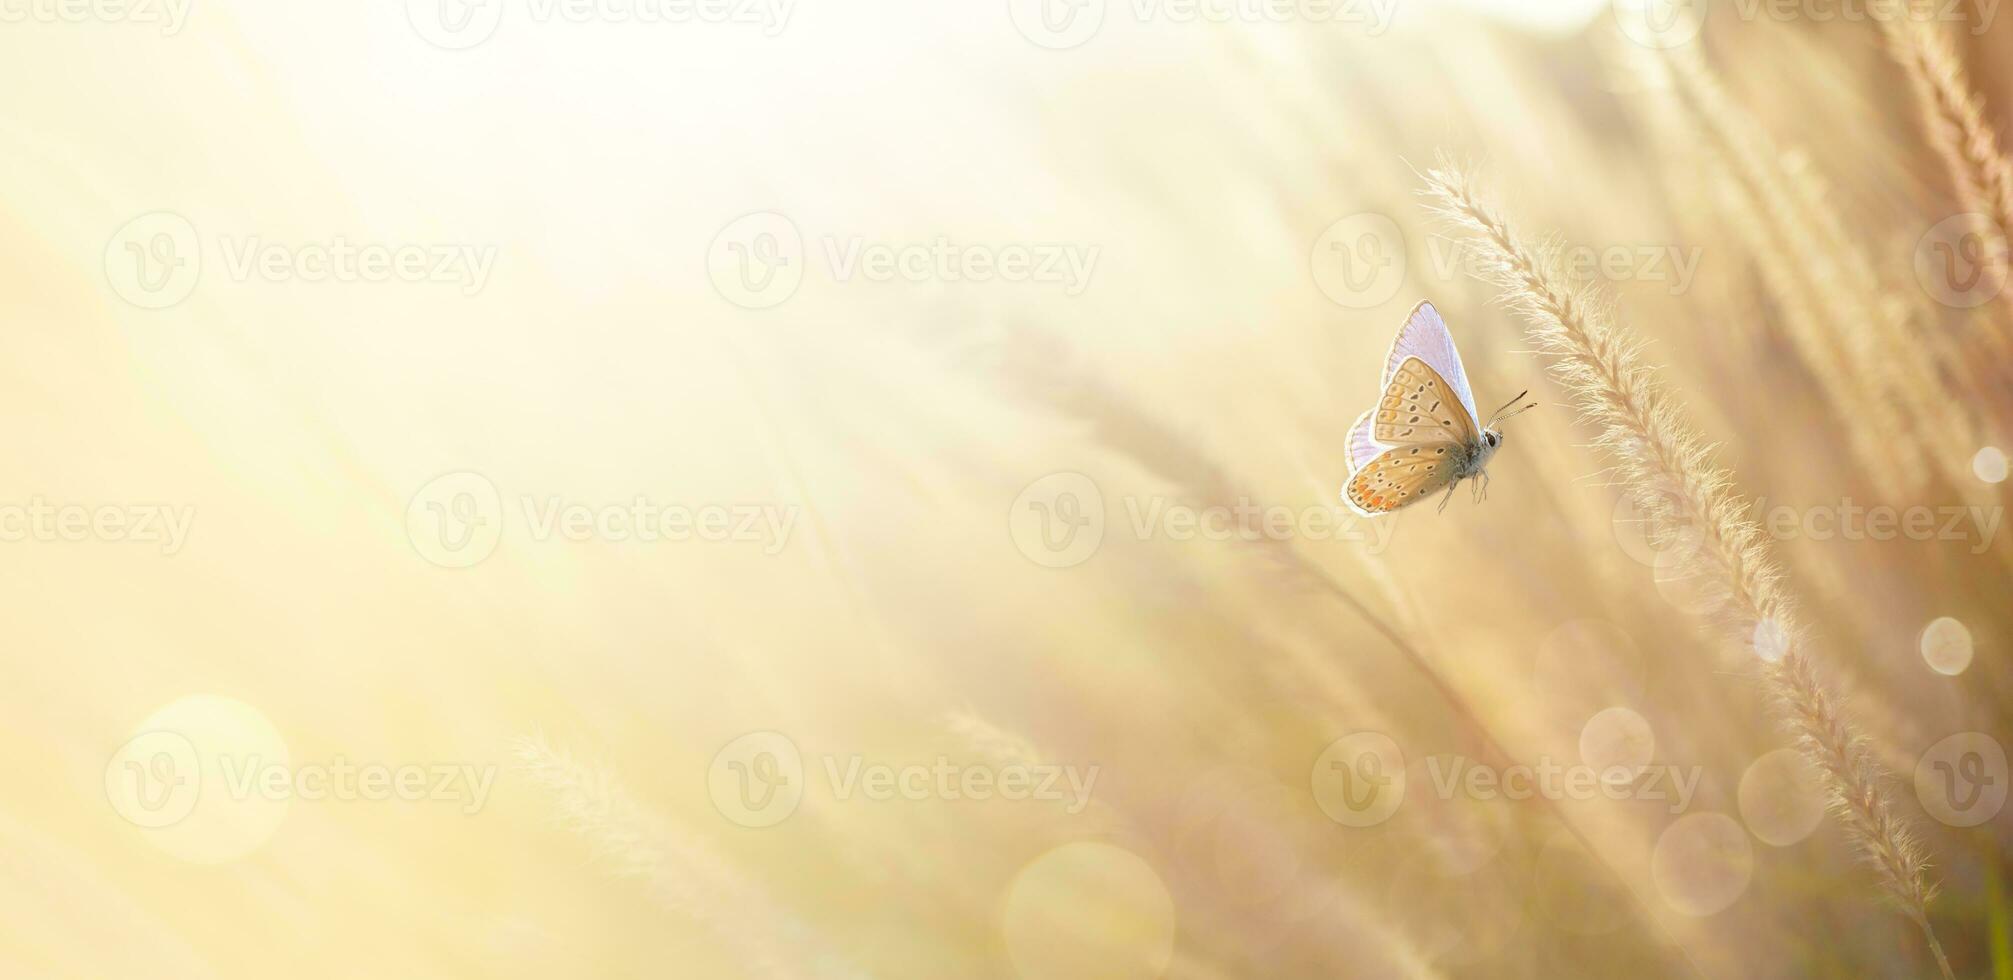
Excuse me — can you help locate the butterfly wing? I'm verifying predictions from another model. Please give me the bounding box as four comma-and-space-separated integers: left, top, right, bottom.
1343, 441, 1465, 515
1384, 301, 1482, 434
1344, 408, 1382, 471
1339, 301, 1487, 516
1373, 355, 1481, 448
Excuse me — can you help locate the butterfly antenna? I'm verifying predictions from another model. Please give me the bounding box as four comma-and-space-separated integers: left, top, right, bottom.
1486, 390, 1529, 425
1496, 401, 1539, 425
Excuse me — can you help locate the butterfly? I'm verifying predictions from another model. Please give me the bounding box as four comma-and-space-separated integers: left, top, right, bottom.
1342, 301, 1534, 516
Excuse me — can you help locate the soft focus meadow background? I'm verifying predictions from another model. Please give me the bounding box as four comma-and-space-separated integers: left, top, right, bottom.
4, 0, 2012, 976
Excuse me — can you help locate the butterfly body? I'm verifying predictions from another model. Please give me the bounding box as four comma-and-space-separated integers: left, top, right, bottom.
1341, 302, 1527, 517
1464, 430, 1502, 478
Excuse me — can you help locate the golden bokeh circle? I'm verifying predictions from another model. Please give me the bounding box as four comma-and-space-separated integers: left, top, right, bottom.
1001, 842, 1176, 980
107, 694, 291, 863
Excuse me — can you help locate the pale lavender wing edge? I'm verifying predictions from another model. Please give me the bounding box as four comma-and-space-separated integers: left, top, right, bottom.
1382, 301, 1482, 431
1344, 408, 1382, 472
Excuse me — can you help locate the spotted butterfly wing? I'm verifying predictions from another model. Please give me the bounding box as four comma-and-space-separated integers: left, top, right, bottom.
1347, 359, 1475, 514
1345, 442, 1465, 514
1373, 356, 1479, 448
1342, 301, 1487, 515
1344, 409, 1380, 470
1383, 301, 1483, 434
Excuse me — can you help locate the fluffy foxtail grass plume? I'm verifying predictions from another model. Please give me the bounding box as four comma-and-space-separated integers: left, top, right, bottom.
991, 332, 1703, 975
1881, 13, 2013, 397
1420, 160, 1954, 980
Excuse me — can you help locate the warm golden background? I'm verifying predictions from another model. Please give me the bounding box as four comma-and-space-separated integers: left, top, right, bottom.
4, 0, 2012, 976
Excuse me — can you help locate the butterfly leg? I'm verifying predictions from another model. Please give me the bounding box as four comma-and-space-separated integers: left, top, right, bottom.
1436, 480, 1459, 513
